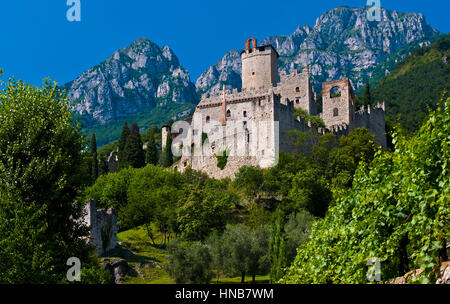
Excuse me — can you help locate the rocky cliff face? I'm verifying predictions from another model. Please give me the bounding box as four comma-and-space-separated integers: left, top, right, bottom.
64, 38, 198, 126
196, 6, 439, 95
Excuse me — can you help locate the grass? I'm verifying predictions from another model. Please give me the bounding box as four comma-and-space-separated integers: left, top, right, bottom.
104, 225, 270, 284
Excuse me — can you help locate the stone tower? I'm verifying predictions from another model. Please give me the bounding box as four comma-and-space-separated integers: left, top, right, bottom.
241, 38, 279, 90
321, 78, 355, 130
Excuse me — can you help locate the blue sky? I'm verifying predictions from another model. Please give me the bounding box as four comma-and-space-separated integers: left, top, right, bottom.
1, 0, 449, 86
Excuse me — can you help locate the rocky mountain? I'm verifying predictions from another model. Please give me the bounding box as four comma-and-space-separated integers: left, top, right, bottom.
64, 38, 198, 127
196, 6, 439, 96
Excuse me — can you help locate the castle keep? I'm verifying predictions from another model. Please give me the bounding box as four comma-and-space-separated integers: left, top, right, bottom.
163, 38, 386, 179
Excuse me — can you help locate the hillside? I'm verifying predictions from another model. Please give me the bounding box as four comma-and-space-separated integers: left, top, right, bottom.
196, 6, 439, 96
370, 34, 450, 132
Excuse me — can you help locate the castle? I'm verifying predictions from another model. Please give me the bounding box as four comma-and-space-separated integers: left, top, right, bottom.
163, 38, 387, 179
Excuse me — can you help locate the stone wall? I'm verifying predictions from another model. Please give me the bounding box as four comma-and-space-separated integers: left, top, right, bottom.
276, 66, 316, 115
241, 39, 279, 91
84, 199, 118, 256
322, 78, 355, 131
355, 102, 387, 149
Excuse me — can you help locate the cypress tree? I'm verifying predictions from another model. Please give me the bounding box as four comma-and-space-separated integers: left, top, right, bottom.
90, 133, 99, 181
362, 82, 372, 107
118, 122, 130, 169
124, 122, 146, 168
160, 131, 173, 167
145, 129, 158, 165
269, 211, 288, 283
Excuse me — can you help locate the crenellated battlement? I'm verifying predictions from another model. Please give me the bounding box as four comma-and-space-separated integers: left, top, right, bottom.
163, 38, 387, 179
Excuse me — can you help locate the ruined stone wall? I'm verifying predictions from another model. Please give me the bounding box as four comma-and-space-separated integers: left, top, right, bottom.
274, 97, 311, 153
276, 66, 316, 115
355, 102, 387, 149
84, 200, 118, 256
322, 78, 355, 131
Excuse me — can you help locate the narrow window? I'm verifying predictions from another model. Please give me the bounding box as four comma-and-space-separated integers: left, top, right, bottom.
296, 87, 300, 92
333, 108, 339, 117
206, 116, 210, 123
226, 110, 231, 118
296, 99, 300, 104
243, 111, 247, 117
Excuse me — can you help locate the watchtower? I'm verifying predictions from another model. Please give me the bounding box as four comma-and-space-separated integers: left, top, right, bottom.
241, 38, 279, 91
321, 78, 355, 130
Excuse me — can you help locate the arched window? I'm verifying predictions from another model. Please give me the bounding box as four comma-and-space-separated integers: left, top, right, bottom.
206, 116, 210, 123
296, 99, 300, 104
333, 108, 339, 117
226, 110, 231, 118
330, 87, 342, 98
243, 111, 247, 117
296, 87, 300, 93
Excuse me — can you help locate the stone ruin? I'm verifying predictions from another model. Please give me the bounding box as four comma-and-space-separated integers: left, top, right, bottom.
83, 199, 118, 256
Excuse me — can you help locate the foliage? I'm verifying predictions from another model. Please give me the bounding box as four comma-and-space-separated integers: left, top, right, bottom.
361, 82, 372, 107
269, 211, 288, 283
293, 108, 325, 128
178, 180, 239, 241
118, 123, 130, 169
219, 224, 270, 283
282, 97, 450, 284
166, 239, 213, 284
123, 122, 146, 169
216, 148, 229, 170
145, 128, 158, 165
0, 76, 95, 283
160, 131, 173, 167
90, 133, 99, 182
369, 34, 450, 132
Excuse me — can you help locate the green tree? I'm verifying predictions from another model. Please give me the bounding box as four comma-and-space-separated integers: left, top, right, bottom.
91, 133, 99, 182
123, 122, 146, 169
145, 128, 158, 165
178, 181, 238, 241
362, 81, 372, 107
166, 240, 213, 284
118, 122, 130, 169
160, 131, 173, 167
282, 97, 450, 284
269, 211, 288, 283
0, 77, 95, 283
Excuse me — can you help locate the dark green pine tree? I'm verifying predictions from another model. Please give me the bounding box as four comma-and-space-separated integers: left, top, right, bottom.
362, 82, 372, 107
123, 122, 146, 169
90, 133, 99, 181
118, 122, 130, 169
160, 131, 173, 168
145, 129, 158, 165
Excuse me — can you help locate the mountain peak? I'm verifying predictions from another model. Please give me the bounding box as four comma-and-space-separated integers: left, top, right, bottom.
64, 38, 198, 129
197, 6, 439, 96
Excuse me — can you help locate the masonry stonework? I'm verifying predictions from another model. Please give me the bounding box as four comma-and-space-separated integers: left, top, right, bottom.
166, 39, 387, 179
83, 199, 118, 256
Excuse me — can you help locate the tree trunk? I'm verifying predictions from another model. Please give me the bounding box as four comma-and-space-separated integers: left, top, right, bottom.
399, 234, 409, 276
241, 272, 245, 284
252, 273, 256, 284
439, 239, 448, 264
145, 224, 156, 246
